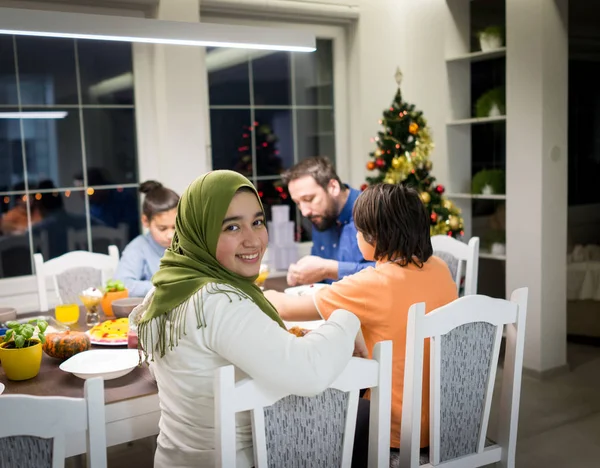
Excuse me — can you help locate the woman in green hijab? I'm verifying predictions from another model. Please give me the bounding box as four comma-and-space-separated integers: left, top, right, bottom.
136, 171, 360, 468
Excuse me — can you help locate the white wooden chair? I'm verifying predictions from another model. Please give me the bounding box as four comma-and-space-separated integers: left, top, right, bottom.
397, 288, 528, 468
34, 246, 120, 311
215, 341, 393, 468
0, 377, 107, 468
431, 235, 480, 296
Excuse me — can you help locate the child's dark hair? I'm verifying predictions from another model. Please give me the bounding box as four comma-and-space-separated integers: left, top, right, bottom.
353, 184, 433, 267
139, 180, 180, 221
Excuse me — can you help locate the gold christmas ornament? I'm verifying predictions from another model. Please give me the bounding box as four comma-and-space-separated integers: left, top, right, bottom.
391, 157, 401, 169
449, 215, 460, 230
384, 177, 395, 184
409, 122, 419, 135
420, 192, 431, 204
375, 149, 382, 157
442, 199, 453, 210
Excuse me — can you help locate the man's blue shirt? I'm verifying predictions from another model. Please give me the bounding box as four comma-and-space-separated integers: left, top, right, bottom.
310, 186, 375, 281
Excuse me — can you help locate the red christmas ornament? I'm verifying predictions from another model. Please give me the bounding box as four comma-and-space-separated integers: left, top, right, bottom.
430, 212, 438, 224
447, 231, 453, 237
435, 184, 445, 194
375, 158, 386, 169
360, 183, 368, 192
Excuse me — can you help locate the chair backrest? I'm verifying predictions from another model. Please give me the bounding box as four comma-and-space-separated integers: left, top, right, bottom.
34, 246, 120, 311
215, 341, 393, 468
0, 377, 107, 468
67, 223, 129, 253
431, 235, 480, 296
398, 288, 528, 468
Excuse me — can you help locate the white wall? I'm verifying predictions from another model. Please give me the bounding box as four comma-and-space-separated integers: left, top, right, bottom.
346, 0, 450, 190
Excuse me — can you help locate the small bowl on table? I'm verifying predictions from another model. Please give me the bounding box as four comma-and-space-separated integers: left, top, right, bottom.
111, 297, 144, 319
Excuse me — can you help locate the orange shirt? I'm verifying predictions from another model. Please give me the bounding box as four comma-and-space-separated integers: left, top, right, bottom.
314, 256, 458, 448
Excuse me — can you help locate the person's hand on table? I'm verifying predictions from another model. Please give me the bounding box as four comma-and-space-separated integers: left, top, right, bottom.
287, 255, 338, 286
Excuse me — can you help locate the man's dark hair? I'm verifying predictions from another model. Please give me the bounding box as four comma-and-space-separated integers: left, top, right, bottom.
353, 184, 433, 267
281, 156, 346, 191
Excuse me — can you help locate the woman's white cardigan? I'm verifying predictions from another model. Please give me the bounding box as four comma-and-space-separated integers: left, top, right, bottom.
138, 284, 360, 468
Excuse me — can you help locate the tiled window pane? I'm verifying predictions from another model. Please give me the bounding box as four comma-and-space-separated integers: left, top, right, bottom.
0, 231, 34, 277
294, 39, 334, 106
15, 37, 78, 105
210, 109, 253, 175
296, 109, 336, 164
83, 108, 137, 185
207, 39, 335, 245
254, 110, 293, 176
257, 178, 295, 222
88, 187, 140, 250
0, 36, 17, 105
0, 108, 24, 191
208, 48, 251, 106
77, 40, 134, 105
21, 109, 83, 189
33, 189, 88, 260
252, 52, 291, 106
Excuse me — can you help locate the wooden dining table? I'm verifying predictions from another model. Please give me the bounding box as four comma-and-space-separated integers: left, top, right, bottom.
0, 276, 291, 457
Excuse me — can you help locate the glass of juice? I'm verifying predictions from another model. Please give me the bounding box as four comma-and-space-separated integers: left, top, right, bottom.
255, 264, 270, 289
55, 303, 80, 325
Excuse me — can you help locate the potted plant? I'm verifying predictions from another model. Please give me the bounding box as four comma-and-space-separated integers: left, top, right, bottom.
472, 169, 506, 195
477, 25, 504, 51
483, 230, 506, 256
0, 318, 47, 381
475, 87, 506, 118
100, 279, 129, 318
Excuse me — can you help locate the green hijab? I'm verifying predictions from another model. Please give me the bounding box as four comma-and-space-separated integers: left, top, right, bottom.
138, 170, 285, 359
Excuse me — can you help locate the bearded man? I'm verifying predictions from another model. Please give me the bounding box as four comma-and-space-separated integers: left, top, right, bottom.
282, 156, 375, 286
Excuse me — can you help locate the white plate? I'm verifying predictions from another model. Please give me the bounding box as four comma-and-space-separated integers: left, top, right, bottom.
284, 283, 328, 296
59, 349, 139, 380
85, 330, 128, 346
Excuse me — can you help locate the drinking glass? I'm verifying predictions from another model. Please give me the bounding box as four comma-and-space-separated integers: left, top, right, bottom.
55, 304, 80, 325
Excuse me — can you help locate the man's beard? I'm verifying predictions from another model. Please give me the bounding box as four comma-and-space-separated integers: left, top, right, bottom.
308, 204, 338, 232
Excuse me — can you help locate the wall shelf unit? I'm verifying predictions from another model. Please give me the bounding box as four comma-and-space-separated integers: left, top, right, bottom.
444, 0, 507, 298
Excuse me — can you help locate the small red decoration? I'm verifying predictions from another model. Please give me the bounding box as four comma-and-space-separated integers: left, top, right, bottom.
360, 183, 368, 191
430, 212, 438, 223
375, 158, 386, 169
435, 185, 445, 194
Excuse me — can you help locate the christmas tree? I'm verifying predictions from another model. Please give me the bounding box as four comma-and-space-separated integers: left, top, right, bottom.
235, 122, 282, 177
364, 69, 464, 238
234, 121, 289, 209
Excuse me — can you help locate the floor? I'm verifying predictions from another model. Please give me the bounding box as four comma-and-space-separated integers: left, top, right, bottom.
70, 342, 600, 467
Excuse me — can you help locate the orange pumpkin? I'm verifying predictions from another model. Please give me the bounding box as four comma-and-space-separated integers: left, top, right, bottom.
42, 331, 91, 360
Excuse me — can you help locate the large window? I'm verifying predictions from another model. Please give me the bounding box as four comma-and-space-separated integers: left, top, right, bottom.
0, 36, 139, 279
208, 39, 336, 240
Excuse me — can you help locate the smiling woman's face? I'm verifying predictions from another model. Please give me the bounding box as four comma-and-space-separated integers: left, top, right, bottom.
215, 190, 268, 277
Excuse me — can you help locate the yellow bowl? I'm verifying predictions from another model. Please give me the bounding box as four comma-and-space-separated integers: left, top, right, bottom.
0, 340, 42, 381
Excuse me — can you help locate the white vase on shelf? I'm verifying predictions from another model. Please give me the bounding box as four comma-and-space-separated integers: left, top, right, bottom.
479, 35, 503, 52
491, 243, 506, 256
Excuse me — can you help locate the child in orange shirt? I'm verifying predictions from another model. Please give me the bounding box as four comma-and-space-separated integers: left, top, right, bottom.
265, 184, 458, 452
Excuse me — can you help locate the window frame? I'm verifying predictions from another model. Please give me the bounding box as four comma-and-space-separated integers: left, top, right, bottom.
201, 18, 351, 184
